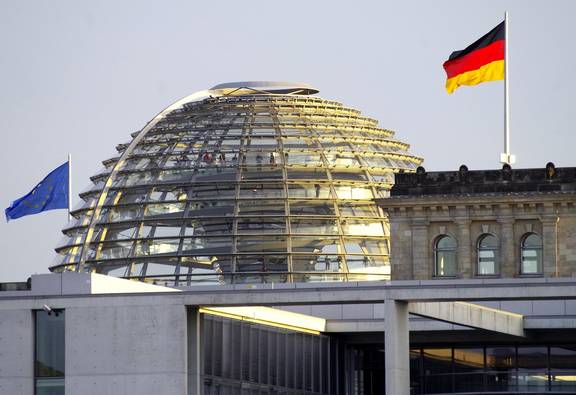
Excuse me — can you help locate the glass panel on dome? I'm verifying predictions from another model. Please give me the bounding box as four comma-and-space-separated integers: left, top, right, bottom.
363, 156, 387, 168
236, 255, 288, 272
95, 241, 133, 260
287, 168, 329, 180
343, 238, 389, 255
346, 255, 389, 270
124, 171, 156, 187
134, 238, 180, 256
151, 224, 183, 238
341, 220, 385, 237
338, 203, 380, 217
239, 183, 284, 198
288, 183, 332, 199
285, 153, 323, 166
144, 203, 185, 218
331, 171, 369, 181
110, 190, 148, 205
241, 166, 283, 180
102, 225, 139, 241
142, 260, 178, 276
292, 255, 344, 281
248, 128, 277, 137
187, 200, 235, 217
334, 185, 373, 200
53, 246, 81, 266
322, 139, 354, 149
236, 218, 286, 234
106, 206, 142, 222
194, 168, 237, 182
324, 154, 360, 167
158, 169, 194, 182
183, 219, 233, 236
236, 236, 287, 253
289, 201, 336, 216
370, 173, 395, 183
291, 236, 340, 254
220, 138, 242, 149
189, 185, 236, 199
181, 237, 233, 255
124, 157, 152, 170
242, 151, 269, 166
237, 200, 285, 216
165, 154, 196, 168
292, 255, 340, 272
235, 255, 288, 284
290, 219, 339, 235
283, 138, 316, 149
244, 137, 278, 148
181, 255, 227, 272
280, 128, 305, 137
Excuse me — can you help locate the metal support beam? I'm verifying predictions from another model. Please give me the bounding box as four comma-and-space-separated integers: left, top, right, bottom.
408, 301, 525, 337
384, 299, 410, 395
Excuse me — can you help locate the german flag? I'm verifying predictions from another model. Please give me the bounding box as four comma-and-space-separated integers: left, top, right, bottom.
443, 21, 505, 94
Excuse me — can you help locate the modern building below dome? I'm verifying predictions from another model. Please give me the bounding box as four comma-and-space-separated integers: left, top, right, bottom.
51, 82, 422, 285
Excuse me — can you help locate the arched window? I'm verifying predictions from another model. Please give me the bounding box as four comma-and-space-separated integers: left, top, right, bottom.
521, 233, 543, 274
477, 234, 498, 275
434, 235, 457, 277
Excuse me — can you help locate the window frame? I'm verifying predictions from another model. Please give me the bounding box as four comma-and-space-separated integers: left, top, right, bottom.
520, 232, 543, 275
34, 309, 65, 395
476, 233, 499, 276
433, 234, 458, 278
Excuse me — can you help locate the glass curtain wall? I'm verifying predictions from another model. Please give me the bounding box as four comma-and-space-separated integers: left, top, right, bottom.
203, 315, 334, 395
52, 91, 422, 285
349, 344, 576, 394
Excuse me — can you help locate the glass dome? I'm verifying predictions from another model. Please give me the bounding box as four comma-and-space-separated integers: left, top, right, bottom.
51, 82, 422, 286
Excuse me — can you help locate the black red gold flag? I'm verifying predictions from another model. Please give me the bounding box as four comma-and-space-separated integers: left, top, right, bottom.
443, 21, 505, 94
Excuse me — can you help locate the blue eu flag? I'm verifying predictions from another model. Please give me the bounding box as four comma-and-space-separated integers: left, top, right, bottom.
5, 162, 69, 221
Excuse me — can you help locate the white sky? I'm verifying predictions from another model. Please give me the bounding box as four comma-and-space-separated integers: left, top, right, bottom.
0, 0, 574, 281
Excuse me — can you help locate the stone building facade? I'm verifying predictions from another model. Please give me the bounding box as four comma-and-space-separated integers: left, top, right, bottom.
381, 164, 576, 280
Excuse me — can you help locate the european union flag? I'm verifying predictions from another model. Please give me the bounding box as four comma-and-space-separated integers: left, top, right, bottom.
5, 162, 69, 221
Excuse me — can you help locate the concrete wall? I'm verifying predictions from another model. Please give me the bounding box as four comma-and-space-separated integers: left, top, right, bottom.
0, 309, 34, 394
66, 304, 187, 395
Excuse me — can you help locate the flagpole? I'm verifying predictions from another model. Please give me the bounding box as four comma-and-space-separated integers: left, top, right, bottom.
68, 153, 72, 222
501, 11, 515, 165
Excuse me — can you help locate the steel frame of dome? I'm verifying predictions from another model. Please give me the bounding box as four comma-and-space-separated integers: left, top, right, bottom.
51, 82, 422, 286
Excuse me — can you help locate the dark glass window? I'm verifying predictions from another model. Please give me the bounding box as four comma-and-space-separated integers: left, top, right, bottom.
521, 233, 543, 274
434, 235, 457, 277
550, 346, 576, 392
35, 378, 65, 395
35, 310, 65, 395
453, 348, 485, 392
410, 349, 423, 395
477, 234, 498, 275
517, 346, 549, 392
486, 346, 516, 392
423, 348, 453, 394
